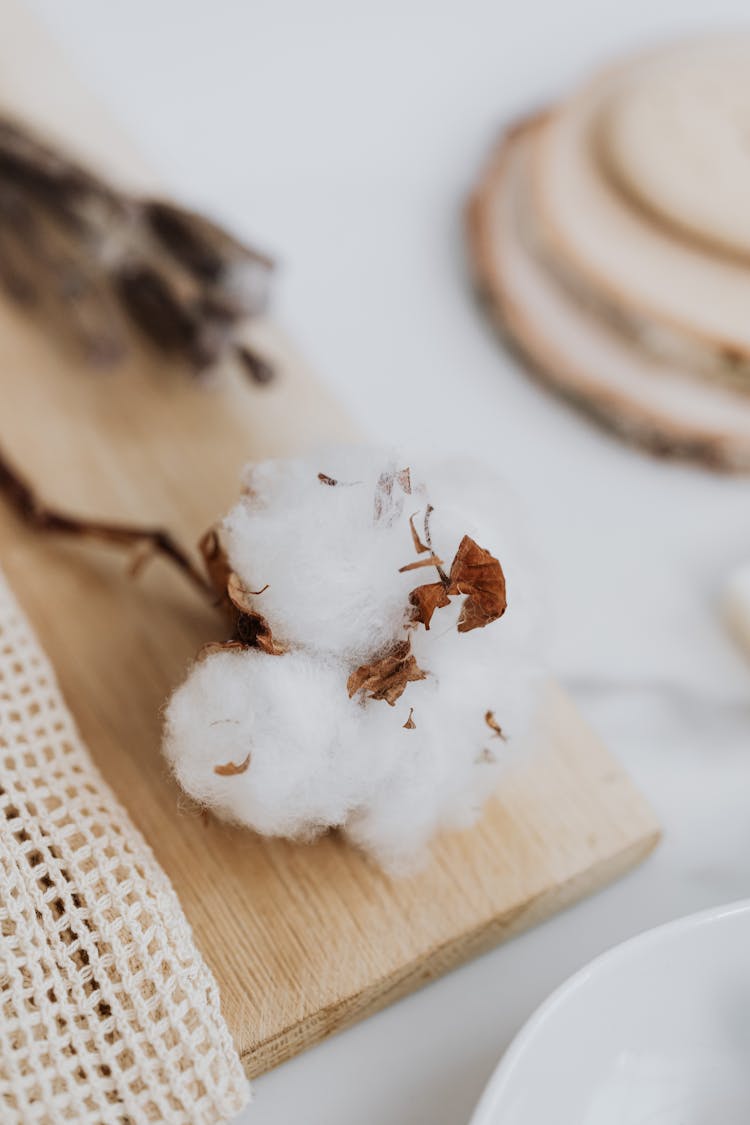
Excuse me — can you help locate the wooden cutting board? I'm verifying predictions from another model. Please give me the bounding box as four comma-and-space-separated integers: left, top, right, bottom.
0, 2, 659, 1077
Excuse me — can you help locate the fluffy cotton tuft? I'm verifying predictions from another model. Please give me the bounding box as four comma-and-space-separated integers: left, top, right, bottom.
163, 447, 546, 871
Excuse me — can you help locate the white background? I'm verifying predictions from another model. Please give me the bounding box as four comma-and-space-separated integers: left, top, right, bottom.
24, 2, 750, 1122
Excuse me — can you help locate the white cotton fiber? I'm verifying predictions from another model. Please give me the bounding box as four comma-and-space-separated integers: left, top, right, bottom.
164, 648, 363, 837
163, 446, 547, 872
222, 448, 430, 663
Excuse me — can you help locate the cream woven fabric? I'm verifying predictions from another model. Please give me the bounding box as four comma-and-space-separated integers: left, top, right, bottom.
0, 571, 249, 1124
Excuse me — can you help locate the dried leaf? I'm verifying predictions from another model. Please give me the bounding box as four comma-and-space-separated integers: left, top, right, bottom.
408, 532, 506, 634
409, 513, 430, 554
224, 571, 283, 651
485, 710, 507, 740
448, 536, 507, 633
403, 707, 416, 730
409, 581, 451, 630
347, 639, 427, 706
213, 753, 251, 777
398, 554, 444, 573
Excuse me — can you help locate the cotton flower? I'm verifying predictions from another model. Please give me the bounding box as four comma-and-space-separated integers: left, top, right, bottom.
163, 447, 546, 871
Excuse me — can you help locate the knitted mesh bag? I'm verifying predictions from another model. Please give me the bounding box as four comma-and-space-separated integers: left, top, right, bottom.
0, 570, 249, 1124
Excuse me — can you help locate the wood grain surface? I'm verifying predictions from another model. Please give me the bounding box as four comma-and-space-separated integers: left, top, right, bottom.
0, 1, 659, 1076
467, 112, 750, 472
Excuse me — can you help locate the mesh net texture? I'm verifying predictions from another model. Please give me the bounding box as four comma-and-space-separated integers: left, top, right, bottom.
0, 570, 249, 1124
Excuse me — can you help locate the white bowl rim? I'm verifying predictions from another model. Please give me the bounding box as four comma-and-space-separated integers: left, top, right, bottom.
469, 898, 750, 1125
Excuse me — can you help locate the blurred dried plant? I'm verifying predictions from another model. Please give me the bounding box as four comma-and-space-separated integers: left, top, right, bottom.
0, 115, 274, 379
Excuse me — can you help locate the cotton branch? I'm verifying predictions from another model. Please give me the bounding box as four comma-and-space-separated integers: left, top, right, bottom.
0, 445, 211, 597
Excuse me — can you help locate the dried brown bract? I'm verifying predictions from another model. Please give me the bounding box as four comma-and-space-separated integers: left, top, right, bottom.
198, 528, 233, 603
409, 580, 452, 629
198, 530, 284, 656
485, 710, 507, 740
409, 512, 430, 554
450, 536, 508, 633
347, 639, 427, 706
403, 707, 416, 729
213, 753, 251, 777
233, 605, 284, 656
409, 534, 507, 634
398, 555, 444, 573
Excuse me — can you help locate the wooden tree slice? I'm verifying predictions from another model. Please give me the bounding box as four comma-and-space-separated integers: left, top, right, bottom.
532, 60, 750, 359
601, 36, 750, 264
467, 117, 750, 470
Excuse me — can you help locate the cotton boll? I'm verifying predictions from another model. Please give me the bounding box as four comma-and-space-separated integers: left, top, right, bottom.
222, 446, 543, 671
163, 648, 371, 838
343, 689, 486, 872
345, 644, 540, 871
164, 445, 548, 871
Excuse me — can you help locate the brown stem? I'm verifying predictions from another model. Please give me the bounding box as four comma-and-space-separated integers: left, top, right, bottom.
0, 446, 212, 598
422, 504, 450, 586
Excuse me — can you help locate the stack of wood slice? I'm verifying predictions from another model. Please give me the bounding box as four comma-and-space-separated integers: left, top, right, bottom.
468, 36, 750, 470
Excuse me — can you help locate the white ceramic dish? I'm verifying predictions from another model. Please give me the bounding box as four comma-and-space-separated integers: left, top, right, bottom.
470, 901, 750, 1125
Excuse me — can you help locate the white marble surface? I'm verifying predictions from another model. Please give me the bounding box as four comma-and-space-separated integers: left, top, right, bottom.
22, 1, 750, 1121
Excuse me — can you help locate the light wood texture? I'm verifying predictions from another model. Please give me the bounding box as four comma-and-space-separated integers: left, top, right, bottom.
0, 2, 659, 1076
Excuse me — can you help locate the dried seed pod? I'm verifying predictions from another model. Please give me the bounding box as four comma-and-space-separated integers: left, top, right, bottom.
0, 113, 275, 381
0, 117, 121, 228
145, 199, 272, 286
